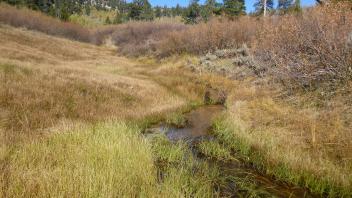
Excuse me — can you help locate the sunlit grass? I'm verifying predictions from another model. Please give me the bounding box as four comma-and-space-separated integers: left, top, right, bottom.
1, 122, 157, 197
209, 82, 352, 197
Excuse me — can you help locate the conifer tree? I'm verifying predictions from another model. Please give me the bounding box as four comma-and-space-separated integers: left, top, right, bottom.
223, 0, 246, 17
183, 0, 201, 24
254, 0, 273, 16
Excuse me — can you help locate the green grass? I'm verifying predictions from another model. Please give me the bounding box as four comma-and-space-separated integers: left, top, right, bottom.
1, 122, 157, 197
210, 116, 352, 197
165, 112, 187, 127
0, 121, 229, 197
150, 134, 225, 197
197, 140, 235, 162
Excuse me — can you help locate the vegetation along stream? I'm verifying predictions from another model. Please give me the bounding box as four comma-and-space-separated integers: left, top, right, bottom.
145, 105, 317, 197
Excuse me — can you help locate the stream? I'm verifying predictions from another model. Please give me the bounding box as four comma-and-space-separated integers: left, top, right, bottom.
146, 105, 316, 197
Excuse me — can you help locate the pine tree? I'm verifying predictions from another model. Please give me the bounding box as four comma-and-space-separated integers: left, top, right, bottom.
254, 0, 273, 16
128, 0, 143, 20
202, 0, 216, 21
128, 0, 153, 21
183, 0, 201, 24
278, 0, 294, 10
277, 0, 294, 14
293, 0, 302, 13
162, 5, 171, 17
223, 0, 245, 17
140, 0, 154, 20
105, 16, 112, 24
174, 4, 183, 16
213, 2, 223, 16
155, 6, 162, 18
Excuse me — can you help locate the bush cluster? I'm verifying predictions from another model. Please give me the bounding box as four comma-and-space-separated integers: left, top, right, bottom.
0, 4, 92, 43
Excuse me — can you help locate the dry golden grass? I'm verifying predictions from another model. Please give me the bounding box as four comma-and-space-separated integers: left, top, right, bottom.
0, 24, 203, 144
0, 24, 230, 197
220, 79, 352, 196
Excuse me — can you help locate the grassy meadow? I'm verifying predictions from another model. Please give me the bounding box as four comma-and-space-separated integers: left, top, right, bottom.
1, 2, 352, 197
0, 23, 232, 197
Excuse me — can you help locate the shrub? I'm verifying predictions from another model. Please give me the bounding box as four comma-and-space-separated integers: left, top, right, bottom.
104, 17, 257, 57
158, 17, 257, 57
255, 3, 352, 90
109, 21, 187, 56
0, 4, 92, 43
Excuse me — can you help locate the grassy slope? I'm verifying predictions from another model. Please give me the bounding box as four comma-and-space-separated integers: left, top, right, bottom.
0, 24, 231, 197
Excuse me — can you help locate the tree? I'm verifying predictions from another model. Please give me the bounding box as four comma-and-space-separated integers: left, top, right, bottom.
161, 5, 171, 17
293, 0, 302, 13
213, 2, 223, 16
202, 0, 216, 21
223, 0, 245, 17
278, 0, 294, 10
128, 0, 154, 21
205, 0, 216, 14
174, 4, 183, 16
183, 0, 201, 24
154, 6, 162, 18
84, 4, 91, 16
105, 16, 112, 24
277, 0, 296, 14
140, 0, 154, 20
254, 0, 273, 16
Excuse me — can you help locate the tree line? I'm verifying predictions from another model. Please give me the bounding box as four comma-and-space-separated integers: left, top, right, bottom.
0, 0, 305, 23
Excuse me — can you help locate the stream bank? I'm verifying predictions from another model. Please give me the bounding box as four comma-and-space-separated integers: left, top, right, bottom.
145, 105, 316, 197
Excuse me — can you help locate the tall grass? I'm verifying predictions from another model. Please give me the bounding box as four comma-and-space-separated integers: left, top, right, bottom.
212, 82, 352, 197
1, 123, 157, 197
0, 122, 227, 197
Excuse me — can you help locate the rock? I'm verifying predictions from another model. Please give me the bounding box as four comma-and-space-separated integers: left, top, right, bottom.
232, 56, 254, 67
347, 32, 352, 48
214, 49, 227, 58
200, 53, 217, 63
199, 56, 207, 64
214, 49, 237, 58
236, 44, 250, 57
205, 53, 218, 61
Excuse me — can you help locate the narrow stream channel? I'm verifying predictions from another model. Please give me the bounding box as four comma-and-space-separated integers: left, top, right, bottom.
146, 105, 316, 197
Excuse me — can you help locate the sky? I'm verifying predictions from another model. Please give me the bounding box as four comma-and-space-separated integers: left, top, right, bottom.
147, 0, 317, 13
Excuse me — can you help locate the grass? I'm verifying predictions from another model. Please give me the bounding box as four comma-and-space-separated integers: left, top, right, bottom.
197, 140, 234, 162
1, 121, 228, 197
150, 134, 224, 197
1, 3, 352, 197
165, 112, 188, 127
0, 23, 233, 197
208, 81, 352, 197
1, 122, 157, 197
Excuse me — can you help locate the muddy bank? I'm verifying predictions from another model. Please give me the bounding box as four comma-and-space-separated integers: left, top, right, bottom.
145, 105, 316, 197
